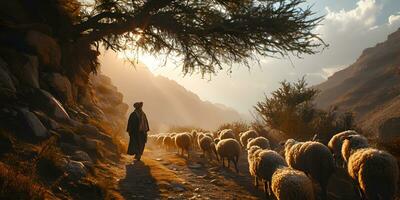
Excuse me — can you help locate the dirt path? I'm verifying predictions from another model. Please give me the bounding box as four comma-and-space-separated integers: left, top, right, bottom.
97, 144, 360, 200
100, 144, 264, 200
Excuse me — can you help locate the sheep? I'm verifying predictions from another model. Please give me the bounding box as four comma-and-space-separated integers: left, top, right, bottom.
219, 129, 235, 140
248, 148, 314, 200
240, 130, 258, 147
342, 135, 399, 200
283, 139, 335, 200
341, 134, 368, 164
190, 130, 198, 149
175, 133, 192, 158
199, 136, 218, 161
162, 135, 175, 151
271, 167, 315, 200
328, 130, 358, 167
246, 136, 270, 150
247, 146, 264, 187
216, 138, 241, 172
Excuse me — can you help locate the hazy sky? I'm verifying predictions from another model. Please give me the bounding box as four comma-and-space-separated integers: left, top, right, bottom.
108, 0, 400, 116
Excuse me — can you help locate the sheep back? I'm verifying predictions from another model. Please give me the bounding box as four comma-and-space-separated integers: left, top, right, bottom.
247, 136, 270, 150
271, 167, 315, 200
348, 148, 399, 200
216, 138, 241, 159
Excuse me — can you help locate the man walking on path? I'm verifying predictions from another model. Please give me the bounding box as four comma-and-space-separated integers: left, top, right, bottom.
127, 102, 149, 161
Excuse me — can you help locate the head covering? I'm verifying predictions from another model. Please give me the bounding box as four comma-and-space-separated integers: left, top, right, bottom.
134, 102, 143, 109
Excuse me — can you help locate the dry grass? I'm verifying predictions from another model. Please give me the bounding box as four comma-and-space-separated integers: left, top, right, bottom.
0, 162, 45, 200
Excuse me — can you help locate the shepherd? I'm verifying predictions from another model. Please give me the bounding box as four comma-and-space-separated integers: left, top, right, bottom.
127, 102, 149, 161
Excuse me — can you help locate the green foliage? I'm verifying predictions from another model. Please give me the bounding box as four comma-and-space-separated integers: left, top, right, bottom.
76, 0, 325, 75
255, 78, 318, 139
255, 78, 358, 141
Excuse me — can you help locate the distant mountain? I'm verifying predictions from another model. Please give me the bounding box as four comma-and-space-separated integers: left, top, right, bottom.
314, 28, 400, 135
99, 52, 244, 132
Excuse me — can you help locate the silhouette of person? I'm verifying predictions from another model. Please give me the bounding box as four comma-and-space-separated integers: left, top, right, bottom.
127, 102, 149, 161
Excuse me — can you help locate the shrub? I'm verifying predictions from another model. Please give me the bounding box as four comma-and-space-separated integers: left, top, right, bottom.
217, 121, 250, 139
0, 162, 45, 200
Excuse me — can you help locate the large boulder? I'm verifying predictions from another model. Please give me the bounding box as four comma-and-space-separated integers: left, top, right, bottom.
0, 57, 16, 94
43, 73, 74, 104
25, 30, 61, 69
18, 108, 48, 138
65, 160, 87, 180
32, 89, 70, 121
379, 117, 400, 143
9, 55, 40, 88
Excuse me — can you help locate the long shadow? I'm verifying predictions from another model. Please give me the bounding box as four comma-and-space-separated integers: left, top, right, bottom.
118, 161, 161, 200
211, 151, 265, 198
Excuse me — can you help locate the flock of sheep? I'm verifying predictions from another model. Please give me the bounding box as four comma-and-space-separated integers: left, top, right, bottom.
148, 129, 399, 200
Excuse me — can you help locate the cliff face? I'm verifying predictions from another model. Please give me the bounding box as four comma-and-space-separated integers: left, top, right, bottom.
314, 28, 400, 137
0, 0, 129, 198
100, 52, 244, 131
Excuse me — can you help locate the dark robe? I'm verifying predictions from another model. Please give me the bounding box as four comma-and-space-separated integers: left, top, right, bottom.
127, 110, 149, 156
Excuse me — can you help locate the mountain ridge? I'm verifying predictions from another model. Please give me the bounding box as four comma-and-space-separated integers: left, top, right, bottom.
314, 28, 400, 135
100, 52, 244, 132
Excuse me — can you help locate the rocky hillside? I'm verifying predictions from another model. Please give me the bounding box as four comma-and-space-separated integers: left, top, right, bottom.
314, 28, 400, 139
0, 0, 129, 199
100, 52, 244, 132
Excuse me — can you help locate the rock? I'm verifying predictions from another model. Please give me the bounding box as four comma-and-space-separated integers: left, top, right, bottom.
18, 108, 48, 138
9, 55, 39, 88
72, 150, 93, 164
25, 30, 61, 69
379, 117, 400, 143
33, 89, 70, 120
210, 179, 221, 185
194, 188, 200, 192
171, 183, 186, 192
0, 133, 13, 155
188, 164, 202, 169
43, 73, 74, 104
65, 160, 87, 180
155, 158, 163, 161
0, 58, 16, 94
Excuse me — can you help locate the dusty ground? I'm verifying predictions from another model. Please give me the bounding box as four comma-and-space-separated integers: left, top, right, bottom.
97, 144, 360, 200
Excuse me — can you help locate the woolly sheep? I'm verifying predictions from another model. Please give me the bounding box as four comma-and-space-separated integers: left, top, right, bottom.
216, 138, 241, 172
248, 148, 314, 200
328, 130, 358, 167
175, 133, 192, 158
246, 136, 270, 150
199, 136, 218, 161
284, 139, 334, 200
240, 130, 258, 147
247, 146, 264, 186
219, 129, 235, 140
341, 134, 368, 164
271, 167, 315, 200
163, 135, 175, 151
344, 135, 399, 200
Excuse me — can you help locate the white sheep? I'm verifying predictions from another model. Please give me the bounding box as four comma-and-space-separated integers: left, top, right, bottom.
342, 135, 399, 200
216, 138, 241, 173
219, 129, 235, 140
162, 135, 175, 151
240, 130, 258, 147
199, 136, 218, 161
284, 139, 335, 200
248, 148, 314, 200
246, 136, 270, 150
328, 130, 358, 167
341, 134, 369, 164
175, 133, 192, 158
247, 146, 264, 187
271, 167, 315, 200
